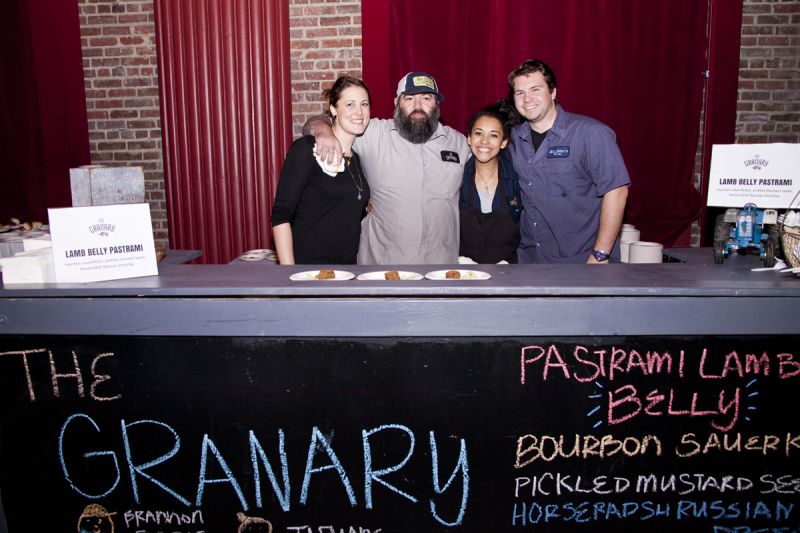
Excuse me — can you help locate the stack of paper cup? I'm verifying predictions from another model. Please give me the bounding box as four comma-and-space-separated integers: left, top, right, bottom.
620, 224, 640, 263
628, 241, 664, 264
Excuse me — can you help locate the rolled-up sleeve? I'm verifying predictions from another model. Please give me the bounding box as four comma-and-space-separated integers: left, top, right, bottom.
583, 124, 631, 197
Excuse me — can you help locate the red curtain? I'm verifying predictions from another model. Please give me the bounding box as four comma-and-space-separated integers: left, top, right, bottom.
155, 0, 293, 264
700, 0, 744, 245
364, 0, 743, 247
0, 0, 89, 222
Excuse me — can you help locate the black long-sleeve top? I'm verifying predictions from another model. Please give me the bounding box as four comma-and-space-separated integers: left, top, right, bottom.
271, 135, 370, 264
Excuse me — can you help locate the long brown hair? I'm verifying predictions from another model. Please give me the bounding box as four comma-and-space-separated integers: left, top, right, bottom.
322, 76, 371, 117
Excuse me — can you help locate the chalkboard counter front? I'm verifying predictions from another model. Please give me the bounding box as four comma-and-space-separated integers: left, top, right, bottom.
1, 249, 799, 532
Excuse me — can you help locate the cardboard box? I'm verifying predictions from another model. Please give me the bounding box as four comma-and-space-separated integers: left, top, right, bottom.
69, 165, 145, 207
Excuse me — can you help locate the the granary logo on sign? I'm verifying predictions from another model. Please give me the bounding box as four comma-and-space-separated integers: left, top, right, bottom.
744, 154, 769, 170
88, 219, 115, 237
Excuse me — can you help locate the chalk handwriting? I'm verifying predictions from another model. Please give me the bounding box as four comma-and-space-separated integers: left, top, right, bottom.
520, 345, 800, 385
123, 509, 204, 529
285, 527, 381, 533
515, 434, 662, 467
517, 344, 798, 432
713, 526, 800, 533
676, 432, 800, 458
514, 472, 800, 498
57, 414, 470, 526
761, 474, 800, 494
0, 348, 120, 401
607, 384, 740, 431
429, 429, 469, 526
510, 499, 794, 526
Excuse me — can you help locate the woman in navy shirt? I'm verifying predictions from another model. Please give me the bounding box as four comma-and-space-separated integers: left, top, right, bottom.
459, 102, 522, 263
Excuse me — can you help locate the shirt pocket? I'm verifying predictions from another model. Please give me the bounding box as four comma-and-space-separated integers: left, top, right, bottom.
538, 159, 594, 197
423, 162, 463, 199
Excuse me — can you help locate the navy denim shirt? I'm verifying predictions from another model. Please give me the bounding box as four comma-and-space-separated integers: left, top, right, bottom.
508, 105, 630, 264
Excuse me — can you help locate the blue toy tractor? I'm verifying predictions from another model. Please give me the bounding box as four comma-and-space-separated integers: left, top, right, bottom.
713, 203, 778, 267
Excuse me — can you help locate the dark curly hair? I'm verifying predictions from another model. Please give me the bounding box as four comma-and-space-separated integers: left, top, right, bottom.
467, 99, 519, 140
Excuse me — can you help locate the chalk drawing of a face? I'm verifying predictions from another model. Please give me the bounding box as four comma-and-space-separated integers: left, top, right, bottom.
236, 512, 272, 533
77, 504, 116, 533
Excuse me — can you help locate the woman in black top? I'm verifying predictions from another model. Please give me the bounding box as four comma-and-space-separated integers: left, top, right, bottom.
271, 76, 371, 264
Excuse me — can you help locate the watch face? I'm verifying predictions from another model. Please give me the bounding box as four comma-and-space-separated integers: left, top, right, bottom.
593, 250, 610, 261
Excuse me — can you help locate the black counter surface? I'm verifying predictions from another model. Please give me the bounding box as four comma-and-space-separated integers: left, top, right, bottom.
0, 248, 798, 336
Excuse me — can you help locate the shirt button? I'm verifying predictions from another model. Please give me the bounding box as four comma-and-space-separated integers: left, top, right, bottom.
533, 222, 537, 227
536, 242, 540, 247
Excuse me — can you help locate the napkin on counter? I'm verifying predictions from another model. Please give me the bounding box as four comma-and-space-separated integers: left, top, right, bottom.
0, 248, 55, 284
23, 234, 51, 251
313, 143, 344, 177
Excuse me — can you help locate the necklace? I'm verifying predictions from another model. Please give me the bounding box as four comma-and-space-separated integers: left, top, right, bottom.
344, 156, 365, 200
476, 171, 497, 193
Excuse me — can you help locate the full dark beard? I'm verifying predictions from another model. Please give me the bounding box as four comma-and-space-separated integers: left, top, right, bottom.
394, 105, 440, 144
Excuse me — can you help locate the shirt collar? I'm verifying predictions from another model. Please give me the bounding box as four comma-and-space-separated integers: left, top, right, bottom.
513, 104, 566, 144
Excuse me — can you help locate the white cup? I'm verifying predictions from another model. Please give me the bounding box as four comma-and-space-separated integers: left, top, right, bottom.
620, 228, 640, 243
620, 241, 632, 263
622, 223, 636, 230
628, 241, 663, 264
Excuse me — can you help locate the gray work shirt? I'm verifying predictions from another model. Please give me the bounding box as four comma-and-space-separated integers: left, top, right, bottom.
508, 105, 631, 264
354, 118, 469, 264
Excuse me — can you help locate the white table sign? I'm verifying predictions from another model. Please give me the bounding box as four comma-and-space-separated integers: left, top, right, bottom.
48, 203, 158, 283
707, 143, 800, 208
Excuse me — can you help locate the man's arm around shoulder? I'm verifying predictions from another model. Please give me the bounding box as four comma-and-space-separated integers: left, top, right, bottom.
302, 114, 341, 164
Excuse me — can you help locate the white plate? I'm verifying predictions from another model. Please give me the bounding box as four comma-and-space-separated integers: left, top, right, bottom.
356, 270, 424, 281
239, 249, 277, 261
425, 269, 491, 280
240, 253, 267, 261
290, 270, 355, 281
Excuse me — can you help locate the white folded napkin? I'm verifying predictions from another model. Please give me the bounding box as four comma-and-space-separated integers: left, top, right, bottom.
313, 143, 344, 177
0, 248, 55, 284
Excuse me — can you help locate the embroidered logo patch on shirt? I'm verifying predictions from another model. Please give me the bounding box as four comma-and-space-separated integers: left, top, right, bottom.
441, 151, 460, 163
547, 146, 570, 158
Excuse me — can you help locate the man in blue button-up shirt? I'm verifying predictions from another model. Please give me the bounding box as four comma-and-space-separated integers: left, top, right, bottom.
507, 59, 630, 264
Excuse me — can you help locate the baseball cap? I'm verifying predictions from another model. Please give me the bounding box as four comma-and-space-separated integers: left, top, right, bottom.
396, 72, 445, 101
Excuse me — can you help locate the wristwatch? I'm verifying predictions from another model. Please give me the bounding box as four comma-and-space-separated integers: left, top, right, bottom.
592, 249, 610, 262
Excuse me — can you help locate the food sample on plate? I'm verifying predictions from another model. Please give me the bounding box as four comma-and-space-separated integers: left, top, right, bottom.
316, 269, 336, 280
384, 270, 401, 280
424, 269, 490, 280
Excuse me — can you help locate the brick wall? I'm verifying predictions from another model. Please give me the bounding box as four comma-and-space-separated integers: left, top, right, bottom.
77, 0, 167, 246
736, 0, 800, 144
288, 0, 363, 138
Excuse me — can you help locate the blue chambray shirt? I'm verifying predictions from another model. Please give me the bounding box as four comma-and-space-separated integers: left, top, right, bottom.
508, 105, 631, 264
